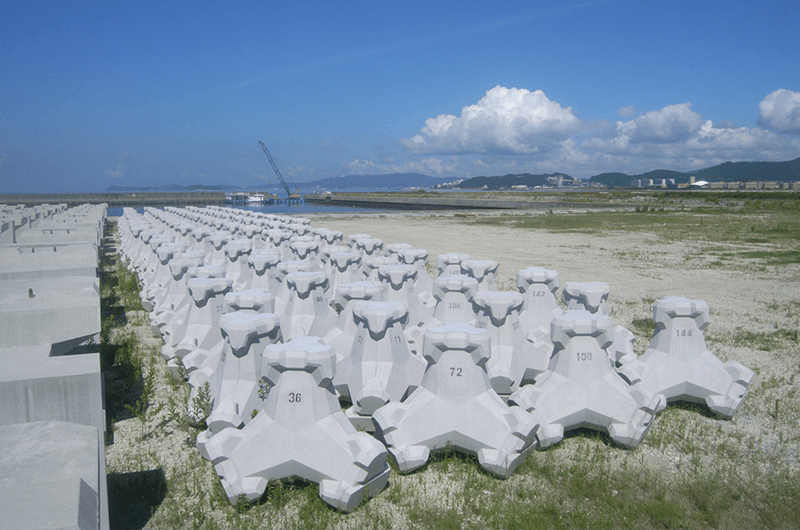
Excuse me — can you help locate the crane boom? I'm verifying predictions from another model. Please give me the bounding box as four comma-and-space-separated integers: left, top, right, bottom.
259, 141, 300, 199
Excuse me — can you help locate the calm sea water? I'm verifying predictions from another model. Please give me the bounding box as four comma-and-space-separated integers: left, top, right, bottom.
106, 198, 387, 218
105, 187, 505, 217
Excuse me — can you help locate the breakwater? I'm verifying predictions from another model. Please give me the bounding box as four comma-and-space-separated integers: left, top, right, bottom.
0, 191, 226, 207
305, 192, 621, 211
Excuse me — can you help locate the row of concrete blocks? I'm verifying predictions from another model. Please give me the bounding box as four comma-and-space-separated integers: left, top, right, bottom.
0, 203, 109, 530
117, 206, 753, 513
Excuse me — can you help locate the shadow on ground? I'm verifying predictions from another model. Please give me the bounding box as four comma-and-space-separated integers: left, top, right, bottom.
108, 468, 166, 530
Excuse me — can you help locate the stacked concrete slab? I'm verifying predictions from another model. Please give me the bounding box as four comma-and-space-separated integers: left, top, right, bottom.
0, 203, 108, 530
115, 205, 755, 512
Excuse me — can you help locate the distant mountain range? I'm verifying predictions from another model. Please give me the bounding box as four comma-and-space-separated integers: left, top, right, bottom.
588, 158, 800, 188
455, 173, 574, 189
103, 158, 800, 192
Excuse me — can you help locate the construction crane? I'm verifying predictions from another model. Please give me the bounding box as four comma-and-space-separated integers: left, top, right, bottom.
259, 141, 301, 200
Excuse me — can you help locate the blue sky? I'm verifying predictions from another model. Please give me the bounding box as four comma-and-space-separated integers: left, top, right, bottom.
2, 0, 799, 193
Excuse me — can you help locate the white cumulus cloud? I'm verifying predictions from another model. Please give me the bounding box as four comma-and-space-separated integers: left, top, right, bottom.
401, 86, 584, 156
378, 87, 800, 179
105, 152, 128, 179
758, 89, 800, 134
618, 103, 704, 144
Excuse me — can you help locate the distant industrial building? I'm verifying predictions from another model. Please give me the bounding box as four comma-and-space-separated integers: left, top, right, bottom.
630, 178, 675, 188
706, 181, 799, 190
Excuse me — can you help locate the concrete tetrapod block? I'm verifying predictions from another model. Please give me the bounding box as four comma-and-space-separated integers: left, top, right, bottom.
436, 252, 470, 277
176, 222, 196, 247
327, 250, 363, 295
362, 256, 399, 282
144, 242, 186, 305
120, 221, 148, 265
372, 322, 538, 478
561, 281, 637, 365
246, 249, 282, 293
223, 288, 276, 315
287, 222, 310, 236
431, 274, 479, 324
406, 274, 479, 345
140, 236, 178, 291
224, 239, 254, 291
138, 236, 175, 311
150, 256, 197, 336
279, 271, 337, 340
185, 286, 279, 389
320, 244, 349, 273
172, 277, 232, 375
196, 311, 283, 459
334, 301, 426, 431
240, 224, 264, 249
632, 297, 754, 418
129, 228, 158, 272
289, 238, 321, 270
265, 229, 293, 261
473, 290, 547, 395
517, 267, 563, 344
377, 264, 434, 328
509, 310, 664, 449
317, 228, 344, 248
462, 259, 499, 292
562, 281, 609, 314
191, 225, 212, 256
347, 233, 372, 249
161, 265, 226, 359
204, 336, 390, 513
396, 248, 435, 299
323, 281, 384, 362
273, 260, 314, 316
354, 237, 384, 266
0, 420, 105, 530
208, 231, 232, 268
224, 221, 244, 237
384, 242, 413, 259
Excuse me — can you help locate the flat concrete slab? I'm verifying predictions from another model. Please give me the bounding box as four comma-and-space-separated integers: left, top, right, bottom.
0, 277, 100, 354
0, 420, 104, 530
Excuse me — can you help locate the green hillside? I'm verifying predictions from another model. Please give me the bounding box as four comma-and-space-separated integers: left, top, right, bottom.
456, 173, 567, 189
589, 158, 800, 187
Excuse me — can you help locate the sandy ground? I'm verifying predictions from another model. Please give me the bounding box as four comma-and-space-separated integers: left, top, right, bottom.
312, 211, 797, 331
